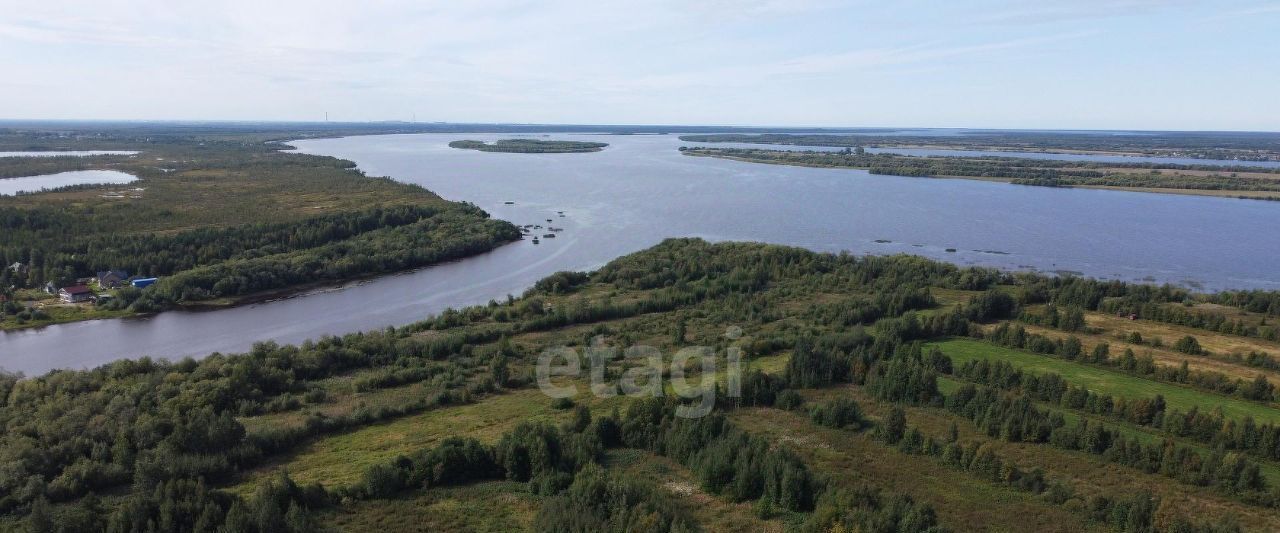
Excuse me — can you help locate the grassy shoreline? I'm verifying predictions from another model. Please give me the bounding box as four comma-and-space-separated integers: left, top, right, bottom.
678, 132, 1280, 163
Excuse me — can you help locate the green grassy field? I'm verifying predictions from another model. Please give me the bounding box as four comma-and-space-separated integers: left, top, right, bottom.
213, 328, 1280, 532
314, 443, 780, 532
802, 383, 1280, 532
319, 480, 540, 532
231, 350, 791, 495
930, 338, 1280, 424
938, 376, 1280, 485
220, 308, 1280, 530
730, 406, 1103, 532
229, 388, 626, 494
0, 303, 133, 331
1006, 312, 1280, 383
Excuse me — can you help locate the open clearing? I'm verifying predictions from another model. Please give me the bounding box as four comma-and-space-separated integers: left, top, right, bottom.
929, 338, 1280, 424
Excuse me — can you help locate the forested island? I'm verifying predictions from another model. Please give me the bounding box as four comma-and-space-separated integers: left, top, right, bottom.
681, 146, 1280, 200
0, 128, 520, 330
448, 139, 608, 153
5, 238, 1280, 531
680, 132, 1280, 162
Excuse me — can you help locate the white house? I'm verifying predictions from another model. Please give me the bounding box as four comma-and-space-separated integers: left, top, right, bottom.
59, 285, 94, 303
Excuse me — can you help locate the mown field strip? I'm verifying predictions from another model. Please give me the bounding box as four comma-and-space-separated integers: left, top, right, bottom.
930, 338, 1280, 424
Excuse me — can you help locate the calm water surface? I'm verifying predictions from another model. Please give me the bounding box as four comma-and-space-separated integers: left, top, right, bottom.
0, 170, 138, 196
4, 133, 1279, 375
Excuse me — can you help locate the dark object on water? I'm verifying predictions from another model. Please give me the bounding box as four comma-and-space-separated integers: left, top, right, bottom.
945, 248, 957, 252
504, 201, 515, 205
874, 239, 891, 243
543, 233, 556, 238
532, 238, 540, 244
546, 218, 553, 222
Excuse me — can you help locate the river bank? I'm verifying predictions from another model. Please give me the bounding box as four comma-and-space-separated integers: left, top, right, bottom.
680, 149, 1280, 201
6, 132, 1280, 375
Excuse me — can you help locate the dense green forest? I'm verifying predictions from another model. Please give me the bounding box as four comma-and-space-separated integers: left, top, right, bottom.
0, 129, 520, 327
448, 139, 608, 153
679, 132, 1280, 162
680, 147, 1280, 199
6, 238, 1280, 531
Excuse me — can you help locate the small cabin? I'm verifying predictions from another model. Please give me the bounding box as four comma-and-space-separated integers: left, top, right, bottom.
131, 278, 158, 289
59, 285, 94, 303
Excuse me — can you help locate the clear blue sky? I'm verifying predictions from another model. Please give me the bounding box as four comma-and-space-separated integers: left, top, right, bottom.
1, 0, 1277, 130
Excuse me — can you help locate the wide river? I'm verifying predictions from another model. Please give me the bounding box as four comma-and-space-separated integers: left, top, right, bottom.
4, 133, 1280, 375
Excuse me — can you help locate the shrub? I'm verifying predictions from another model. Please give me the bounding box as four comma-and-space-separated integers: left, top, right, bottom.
1174, 335, 1203, 355
809, 397, 866, 430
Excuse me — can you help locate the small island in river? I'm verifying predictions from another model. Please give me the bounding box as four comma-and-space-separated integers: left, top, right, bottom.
448, 139, 608, 153
680, 146, 1280, 201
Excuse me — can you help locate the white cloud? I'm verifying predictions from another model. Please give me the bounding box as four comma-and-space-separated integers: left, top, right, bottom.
0, 0, 1274, 129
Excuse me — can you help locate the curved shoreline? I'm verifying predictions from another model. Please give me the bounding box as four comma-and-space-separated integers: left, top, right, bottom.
6, 132, 1280, 375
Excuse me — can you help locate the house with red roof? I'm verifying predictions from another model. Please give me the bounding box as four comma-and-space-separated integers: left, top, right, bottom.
59, 285, 94, 303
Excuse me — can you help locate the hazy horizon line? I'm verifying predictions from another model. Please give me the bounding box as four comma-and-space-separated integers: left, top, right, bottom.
1, 118, 1277, 135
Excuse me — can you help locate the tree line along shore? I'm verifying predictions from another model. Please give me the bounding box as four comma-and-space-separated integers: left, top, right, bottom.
0, 130, 520, 330
680, 145, 1280, 201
